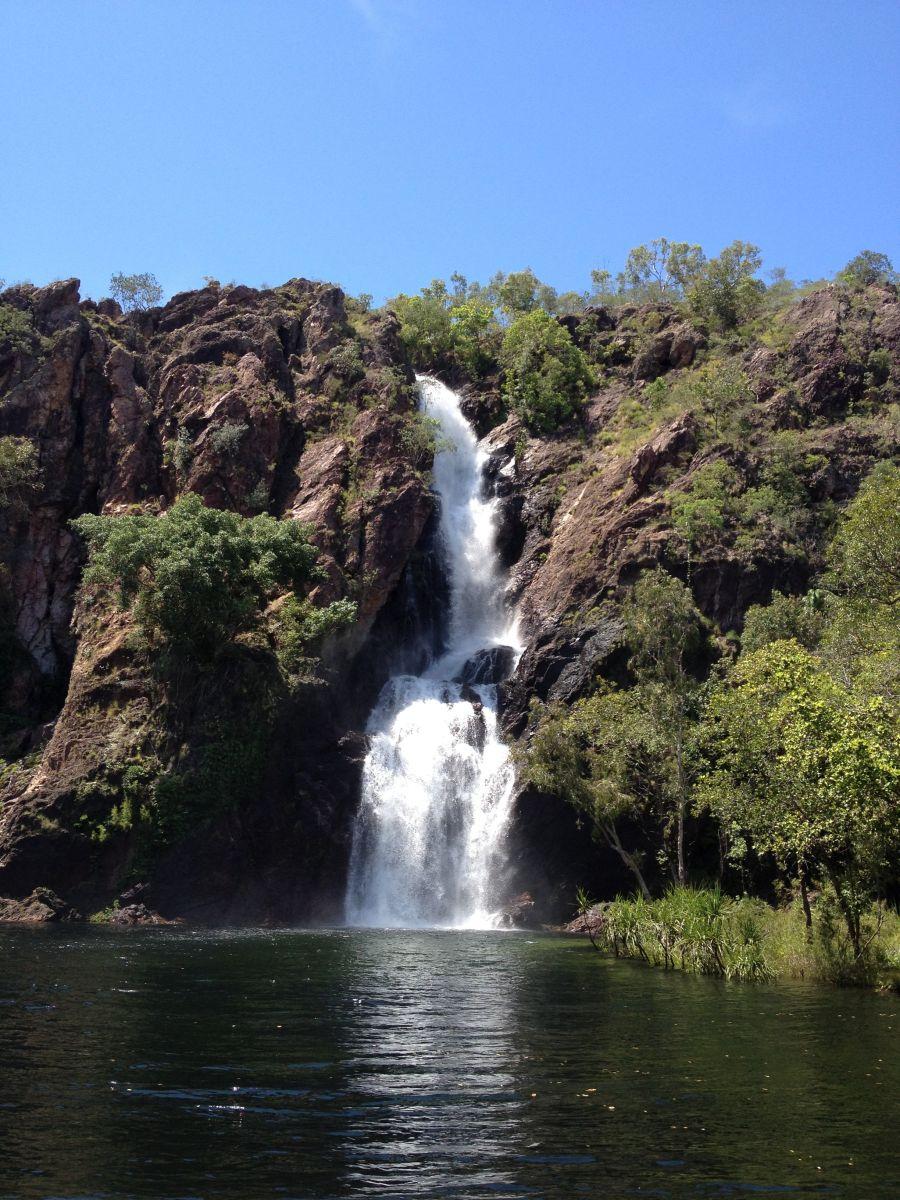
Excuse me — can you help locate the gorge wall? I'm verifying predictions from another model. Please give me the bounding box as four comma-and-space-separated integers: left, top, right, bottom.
0, 276, 896, 924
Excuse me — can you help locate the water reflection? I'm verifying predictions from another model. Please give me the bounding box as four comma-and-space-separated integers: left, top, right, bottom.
0, 927, 896, 1199
339, 931, 523, 1196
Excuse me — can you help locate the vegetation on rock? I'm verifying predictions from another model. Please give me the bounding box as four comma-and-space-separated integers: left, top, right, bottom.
71, 493, 328, 661
0, 247, 896, 944
500, 309, 594, 432
0, 436, 38, 507
529, 463, 900, 983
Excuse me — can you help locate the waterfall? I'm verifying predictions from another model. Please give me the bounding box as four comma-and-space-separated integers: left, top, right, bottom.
345, 376, 520, 929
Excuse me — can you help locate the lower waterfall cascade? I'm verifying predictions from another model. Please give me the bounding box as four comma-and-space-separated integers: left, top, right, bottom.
345, 376, 521, 929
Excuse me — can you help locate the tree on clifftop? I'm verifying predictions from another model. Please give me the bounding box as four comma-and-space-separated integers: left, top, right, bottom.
500, 309, 594, 433
109, 272, 163, 313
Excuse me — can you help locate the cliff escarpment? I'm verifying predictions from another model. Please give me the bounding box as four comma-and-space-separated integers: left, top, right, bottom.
0, 274, 896, 923
0, 279, 435, 921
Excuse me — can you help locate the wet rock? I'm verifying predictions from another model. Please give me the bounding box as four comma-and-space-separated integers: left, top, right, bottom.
455, 645, 517, 686
496, 891, 540, 929
0, 887, 78, 922
502, 618, 625, 736
107, 903, 180, 927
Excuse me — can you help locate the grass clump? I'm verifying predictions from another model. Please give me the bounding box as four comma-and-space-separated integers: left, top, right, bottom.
582, 885, 900, 989
589, 886, 772, 982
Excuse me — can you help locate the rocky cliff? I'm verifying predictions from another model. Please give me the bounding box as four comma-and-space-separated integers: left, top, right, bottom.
0, 279, 435, 921
0, 276, 896, 922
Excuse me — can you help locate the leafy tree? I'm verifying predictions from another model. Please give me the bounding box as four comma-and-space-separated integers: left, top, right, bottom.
700, 640, 900, 956
450, 300, 497, 376
526, 688, 655, 899
493, 268, 558, 319
687, 240, 765, 331
588, 268, 618, 306
618, 238, 706, 299
389, 282, 455, 368
822, 462, 900, 698
500, 309, 594, 432
765, 266, 798, 308
109, 272, 164, 313
72, 493, 322, 660
0, 304, 39, 358
827, 462, 900, 610
623, 569, 710, 884
838, 250, 897, 289
0, 437, 39, 506
741, 590, 829, 653
555, 289, 591, 316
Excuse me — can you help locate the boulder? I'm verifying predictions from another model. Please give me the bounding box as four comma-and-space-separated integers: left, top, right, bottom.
632, 323, 705, 381
454, 645, 517, 686
108, 904, 179, 927
496, 891, 540, 929
0, 887, 78, 922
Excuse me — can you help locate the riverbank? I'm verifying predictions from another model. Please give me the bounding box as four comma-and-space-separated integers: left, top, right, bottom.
570, 886, 900, 990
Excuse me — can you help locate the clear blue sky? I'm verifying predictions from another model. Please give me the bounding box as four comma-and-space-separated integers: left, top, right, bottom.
2, 0, 898, 304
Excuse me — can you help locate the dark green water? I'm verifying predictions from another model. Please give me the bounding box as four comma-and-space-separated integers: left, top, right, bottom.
0, 928, 896, 1199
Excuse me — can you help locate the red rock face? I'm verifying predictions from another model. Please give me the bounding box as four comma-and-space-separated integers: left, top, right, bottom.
0, 280, 434, 920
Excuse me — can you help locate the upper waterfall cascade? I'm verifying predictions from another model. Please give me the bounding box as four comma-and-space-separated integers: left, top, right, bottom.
345, 376, 521, 929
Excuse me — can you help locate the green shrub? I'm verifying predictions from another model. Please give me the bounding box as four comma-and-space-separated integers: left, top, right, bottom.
692, 359, 754, 437
209, 420, 249, 456
500, 309, 594, 433
400, 411, 442, 462
71, 493, 321, 660
275, 594, 357, 679
670, 461, 739, 549
0, 437, 39, 506
328, 340, 366, 382
0, 305, 40, 358
163, 428, 194, 478
247, 480, 269, 512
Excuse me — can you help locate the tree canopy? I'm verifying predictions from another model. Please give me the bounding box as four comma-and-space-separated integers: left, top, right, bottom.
109, 272, 164, 313
72, 493, 321, 659
499, 309, 594, 433
699, 639, 900, 953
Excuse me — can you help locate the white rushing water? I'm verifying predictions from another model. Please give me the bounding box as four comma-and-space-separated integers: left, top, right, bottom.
345, 376, 521, 929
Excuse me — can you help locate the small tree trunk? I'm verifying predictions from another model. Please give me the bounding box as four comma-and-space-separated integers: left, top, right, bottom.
798, 866, 813, 941
604, 823, 652, 901
826, 866, 862, 958
675, 711, 687, 886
